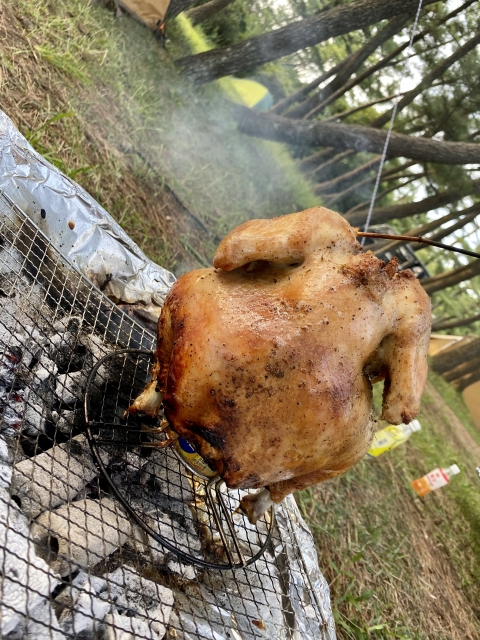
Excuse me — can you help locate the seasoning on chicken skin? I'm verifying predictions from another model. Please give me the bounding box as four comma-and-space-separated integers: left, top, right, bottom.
129, 207, 431, 523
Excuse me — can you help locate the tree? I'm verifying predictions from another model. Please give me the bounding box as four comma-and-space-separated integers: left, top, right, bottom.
176, 0, 440, 83
186, 0, 236, 25
432, 313, 480, 332
346, 180, 480, 226
422, 258, 480, 295
285, 15, 409, 119
235, 107, 480, 166
167, 0, 199, 18
431, 336, 480, 374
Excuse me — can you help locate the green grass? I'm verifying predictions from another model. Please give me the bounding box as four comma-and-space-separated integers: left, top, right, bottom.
298, 373, 480, 639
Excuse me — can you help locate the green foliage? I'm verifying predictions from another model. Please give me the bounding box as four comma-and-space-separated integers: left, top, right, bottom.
197, 1, 250, 48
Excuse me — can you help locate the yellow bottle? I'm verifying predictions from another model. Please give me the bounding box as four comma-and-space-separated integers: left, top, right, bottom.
367, 419, 421, 458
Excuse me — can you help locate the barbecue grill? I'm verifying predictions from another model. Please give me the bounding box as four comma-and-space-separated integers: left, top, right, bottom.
0, 180, 335, 639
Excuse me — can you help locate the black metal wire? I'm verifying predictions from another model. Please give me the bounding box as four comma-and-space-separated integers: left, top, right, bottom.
84, 348, 275, 570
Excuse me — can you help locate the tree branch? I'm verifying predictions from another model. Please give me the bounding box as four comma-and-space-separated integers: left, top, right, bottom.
432, 313, 480, 332
286, 15, 409, 119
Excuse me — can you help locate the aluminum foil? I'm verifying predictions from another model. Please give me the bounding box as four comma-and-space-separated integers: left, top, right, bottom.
0, 108, 336, 638
277, 496, 336, 640
0, 110, 176, 308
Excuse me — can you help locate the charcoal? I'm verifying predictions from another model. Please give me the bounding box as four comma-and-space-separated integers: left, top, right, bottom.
0, 387, 25, 436
145, 448, 194, 503
21, 391, 47, 437
0, 488, 61, 637
53, 316, 82, 334
0, 435, 12, 488
31, 497, 134, 576
55, 371, 86, 405
166, 559, 197, 581
54, 409, 76, 436
101, 613, 159, 640
11, 434, 99, 518
99, 565, 174, 639
32, 355, 58, 385
57, 571, 109, 637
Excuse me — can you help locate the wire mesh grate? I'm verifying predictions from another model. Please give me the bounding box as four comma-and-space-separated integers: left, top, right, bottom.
0, 190, 334, 640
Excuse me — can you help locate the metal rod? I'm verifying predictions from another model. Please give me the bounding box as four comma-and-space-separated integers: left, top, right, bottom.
205, 478, 236, 566
215, 478, 246, 567
357, 231, 480, 259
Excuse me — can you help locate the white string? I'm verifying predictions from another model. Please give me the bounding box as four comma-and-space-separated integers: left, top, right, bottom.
362, 0, 425, 243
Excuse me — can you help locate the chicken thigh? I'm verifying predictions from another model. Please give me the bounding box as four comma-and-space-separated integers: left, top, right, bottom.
129, 207, 431, 522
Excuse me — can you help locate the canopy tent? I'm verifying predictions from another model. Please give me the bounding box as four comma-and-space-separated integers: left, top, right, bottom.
117, 0, 171, 29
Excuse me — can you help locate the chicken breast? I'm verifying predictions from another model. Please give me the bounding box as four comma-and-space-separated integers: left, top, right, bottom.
129, 207, 431, 522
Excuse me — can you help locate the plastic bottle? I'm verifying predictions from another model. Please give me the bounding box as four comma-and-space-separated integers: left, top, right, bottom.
366, 419, 421, 458
411, 464, 461, 497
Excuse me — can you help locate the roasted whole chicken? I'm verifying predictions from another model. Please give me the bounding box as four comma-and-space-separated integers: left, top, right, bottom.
130, 207, 431, 522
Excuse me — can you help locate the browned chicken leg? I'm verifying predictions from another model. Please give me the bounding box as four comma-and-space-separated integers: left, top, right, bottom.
129, 207, 431, 522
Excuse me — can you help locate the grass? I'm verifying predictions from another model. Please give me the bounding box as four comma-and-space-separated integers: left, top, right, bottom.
298, 374, 480, 639
2, 0, 318, 275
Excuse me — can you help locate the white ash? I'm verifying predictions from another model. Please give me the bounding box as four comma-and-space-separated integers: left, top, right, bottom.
56, 571, 109, 637
11, 434, 100, 519
0, 488, 61, 638
99, 565, 174, 640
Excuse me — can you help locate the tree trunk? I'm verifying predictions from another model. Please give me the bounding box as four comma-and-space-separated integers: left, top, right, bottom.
455, 369, 480, 392
167, 0, 199, 19
298, 148, 335, 171
370, 202, 480, 254
235, 107, 480, 167
176, 0, 439, 84
430, 336, 480, 375
326, 172, 422, 207
270, 60, 348, 115
409, 207, 480, 250
286, 15, 408, 119
432, 313, 480, 332
422, 258, 480, 295
186, 0, 235, 25
306, 150, 352, 181
444, 357, 480, 382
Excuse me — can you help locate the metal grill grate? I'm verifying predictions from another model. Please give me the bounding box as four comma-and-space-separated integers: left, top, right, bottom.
0, 190, 335, 640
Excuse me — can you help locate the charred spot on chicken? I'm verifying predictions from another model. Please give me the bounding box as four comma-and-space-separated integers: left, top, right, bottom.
129, 207, 431, 523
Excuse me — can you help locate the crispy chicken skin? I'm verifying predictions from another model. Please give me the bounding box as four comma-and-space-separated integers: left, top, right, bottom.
129, 207, 431, 522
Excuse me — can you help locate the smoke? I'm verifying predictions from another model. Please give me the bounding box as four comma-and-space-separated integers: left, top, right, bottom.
74, 11, 316, 274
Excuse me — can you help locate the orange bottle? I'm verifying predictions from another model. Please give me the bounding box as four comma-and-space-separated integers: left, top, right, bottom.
412, 464, 460, 497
